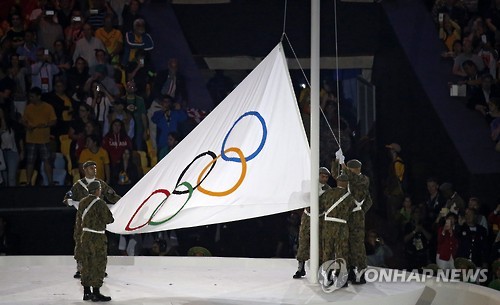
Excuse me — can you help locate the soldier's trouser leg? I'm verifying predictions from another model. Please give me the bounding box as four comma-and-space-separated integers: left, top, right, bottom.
296, 214, 310, 262
81, 233, 108, 289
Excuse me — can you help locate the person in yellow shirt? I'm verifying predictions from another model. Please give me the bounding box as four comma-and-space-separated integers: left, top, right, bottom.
95, 14, 123, 66
78, 134, 111, 183
22, 87, 57, 185
384, 143, 406, 221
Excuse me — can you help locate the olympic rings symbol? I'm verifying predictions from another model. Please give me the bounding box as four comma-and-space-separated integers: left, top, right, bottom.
125, 111, 267, 231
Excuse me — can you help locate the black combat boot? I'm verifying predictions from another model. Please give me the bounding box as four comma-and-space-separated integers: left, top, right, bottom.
347, 266, 356, 283
91, 287, 111, 302
83, 286, 92, 301
293, 261, 306, 278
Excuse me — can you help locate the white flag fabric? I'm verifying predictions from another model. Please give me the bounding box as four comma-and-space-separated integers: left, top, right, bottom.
107, 44, 311, 234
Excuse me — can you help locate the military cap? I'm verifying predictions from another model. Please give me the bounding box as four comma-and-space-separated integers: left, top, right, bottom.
87, 181, 101, 193
336, 173, 349, 181
83, 160, 97, 169
346, 159, 362, 168
319, 167, 331, 175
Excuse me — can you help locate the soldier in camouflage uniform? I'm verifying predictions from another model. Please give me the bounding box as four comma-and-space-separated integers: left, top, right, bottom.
63, 160, 121, 278
77, 181, 114, 302
293, 167, 331, 279
344, 159, 373, 285
320, 174, 356, 270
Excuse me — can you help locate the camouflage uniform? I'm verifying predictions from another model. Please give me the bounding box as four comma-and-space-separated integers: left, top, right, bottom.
319, 186, 356, 265
66, 179, 121, 264
296, 184, 331, 262
77, 194, 114, 288
345, 169, 373, 270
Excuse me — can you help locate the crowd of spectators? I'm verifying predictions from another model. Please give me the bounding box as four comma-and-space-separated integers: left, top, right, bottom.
0, 0, 207, 188
385, 177, 500, 289
434, 0, 500, 152
0, 0, 498, 292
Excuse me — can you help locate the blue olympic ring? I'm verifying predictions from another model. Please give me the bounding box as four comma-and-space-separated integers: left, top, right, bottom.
220, 111, 267, 163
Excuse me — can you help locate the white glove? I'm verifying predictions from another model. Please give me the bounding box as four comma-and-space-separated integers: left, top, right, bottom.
335, 148, 345, 164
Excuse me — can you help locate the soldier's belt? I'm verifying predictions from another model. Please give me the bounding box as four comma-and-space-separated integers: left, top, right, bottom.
304, 209, 325, 217
324, 192, 350, 223
82, 227, 105, 234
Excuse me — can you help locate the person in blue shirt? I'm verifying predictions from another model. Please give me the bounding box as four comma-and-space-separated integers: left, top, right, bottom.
151, 95, 187, 160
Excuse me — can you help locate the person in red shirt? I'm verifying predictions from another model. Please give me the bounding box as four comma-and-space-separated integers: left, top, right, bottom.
102, 119, 132, 181
436, 213, 459, 270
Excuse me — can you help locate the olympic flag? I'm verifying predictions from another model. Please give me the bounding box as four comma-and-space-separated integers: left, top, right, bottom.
107, 44, 311, 234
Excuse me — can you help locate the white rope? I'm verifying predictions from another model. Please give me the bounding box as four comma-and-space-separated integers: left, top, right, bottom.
333, 0, 342, 152
282, 33, 341, 147
281, 0, 288, 42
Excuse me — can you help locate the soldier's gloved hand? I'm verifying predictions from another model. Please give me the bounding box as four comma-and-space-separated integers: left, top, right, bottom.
335, 148, 345, 164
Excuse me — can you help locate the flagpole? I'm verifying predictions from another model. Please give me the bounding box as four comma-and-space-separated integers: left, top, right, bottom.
309, 0, 320, 284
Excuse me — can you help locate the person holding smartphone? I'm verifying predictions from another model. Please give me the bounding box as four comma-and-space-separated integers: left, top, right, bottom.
34, 8, 64, 54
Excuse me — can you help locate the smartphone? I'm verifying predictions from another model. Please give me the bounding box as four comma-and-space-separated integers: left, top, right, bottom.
44, 49, 49, 55
438, 13, 443, 23
96, 85, 100, 92
89, 9, 98, 15
481, 34, 487, 44
46, 10, 54, 16
72, 16, 82, 22
139, 58, 144, 65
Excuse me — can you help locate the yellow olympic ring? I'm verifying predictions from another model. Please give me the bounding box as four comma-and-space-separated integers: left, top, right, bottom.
196, 147, 247, 197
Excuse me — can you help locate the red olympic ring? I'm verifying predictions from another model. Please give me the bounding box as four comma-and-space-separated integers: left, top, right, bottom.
125, 189, 170, 231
